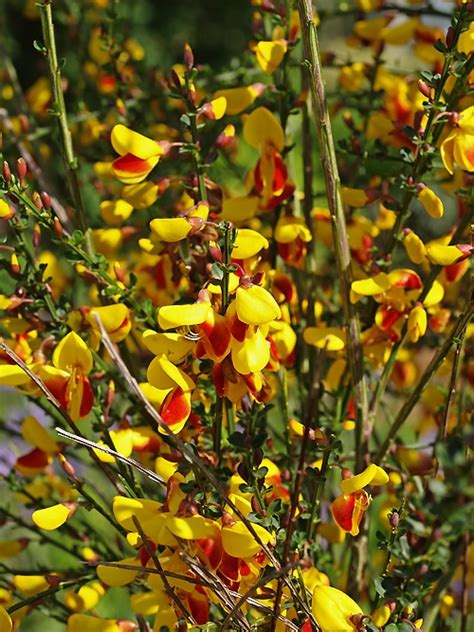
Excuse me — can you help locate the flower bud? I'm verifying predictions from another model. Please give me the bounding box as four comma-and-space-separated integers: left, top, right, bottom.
2, 160, 11, 185
11, 253, 20, 275
418, 80, 432, 99
40, 191, 52, 210
53, 216, 63, 238
16, 157, 27, 181
183, 42, 194, 70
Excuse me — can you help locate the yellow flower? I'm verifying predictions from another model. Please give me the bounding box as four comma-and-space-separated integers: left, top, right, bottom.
440, 106, 474, 174
312, 584, 363, 631
111, 124, 164, 184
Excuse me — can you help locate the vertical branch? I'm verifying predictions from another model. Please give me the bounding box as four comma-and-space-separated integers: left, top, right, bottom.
297, 0, 369, 472
38, 0, 94, 256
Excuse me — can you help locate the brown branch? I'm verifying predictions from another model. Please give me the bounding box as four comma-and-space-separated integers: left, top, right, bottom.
298, 0, 369, 473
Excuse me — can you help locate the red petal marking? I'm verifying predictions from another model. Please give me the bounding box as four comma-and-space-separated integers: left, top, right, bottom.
272, 151, 288, 194
273, 274, 294, 302
219, 552, 240, 581
79, 375, 94, 418
160, 387, 190, 426
196, 536, 223, 570
44, 374, 68, 410
16, 448, 50, 471
444, 260, 468, 283
200, 312, 231, 360
229, 312, 248, 342
212, 364, 225, 397
300, 619, 312, 632
391, 270, 422, 289
378, 306, 402, 332
187, 587, 209, 625
113, 153, 152, 175
331, 493, 356, 532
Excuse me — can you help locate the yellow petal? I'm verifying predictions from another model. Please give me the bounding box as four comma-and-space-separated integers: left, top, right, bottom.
403, 231, 426, 264
255, 40, 287, 74
232, 229, 269, 259
426, 244, 465, 266
157, 301, 211, 330
231, 327, 270, 374
0, 364, 30, 386
112, 496, 162, 531
21, 416, 58, 453
121, 181, 160, 209
351, 272, 390, 298
341, 187, 369, 207
312, 584, 363, 631
100, 199, 134, 225
372, 603, 392, 627
243, 107, 285, 152
0, 606, 12, 632
235, 285, 281, 325
340, 464, 388, 495
213, 85, 259, 115
32, 503, 74, 531
142, 331, 193, 362
303, 327, 346, 351
149, 217, 191, 242
208, 96, 227, 120
111, 124, 163, 160
221, 196, 260, 223
13, 575, 50, 596
221, 521, 273, 558
423, 280, 444, 308
64, 582, 105, 612
418, 187, 444, 219
97, 557, 140, 587
155, 457, 178, 482
147, 354, 194, 392
67, 614, 121, 632
166, 515, 218, 540
131, 590, 163, 616
53, 331, 93, 374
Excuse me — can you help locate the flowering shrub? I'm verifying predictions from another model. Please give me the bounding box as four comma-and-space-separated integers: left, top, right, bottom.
0, 0, 473, 631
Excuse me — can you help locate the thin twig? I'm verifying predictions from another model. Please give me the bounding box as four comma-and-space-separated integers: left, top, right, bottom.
221, 561, 301, 631
373, 306, 474, 464
37, 0, 94, 256
132, 516, 195, 625
0, 341, 123, 493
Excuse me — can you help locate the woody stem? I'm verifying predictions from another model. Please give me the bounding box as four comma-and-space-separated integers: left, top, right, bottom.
298, 0, 369, 474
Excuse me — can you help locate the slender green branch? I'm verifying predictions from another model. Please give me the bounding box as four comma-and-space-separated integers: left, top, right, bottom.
298, 0, 369, 473
7, 575, 93, 614
374, 305, 474, 464
37, 0, 94, 256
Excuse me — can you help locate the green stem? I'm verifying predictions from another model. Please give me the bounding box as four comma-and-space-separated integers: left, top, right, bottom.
307, 440, 332, 541
373, 305, 474, 464
37, 1, 94, 257
298, 0, 369, 474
